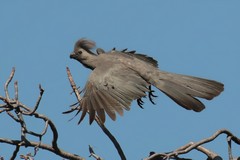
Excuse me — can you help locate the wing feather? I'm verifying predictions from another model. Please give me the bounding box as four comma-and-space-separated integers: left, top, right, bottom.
88, 99, 96, 124
78, 98, 88, 124
78, 63, 149, 123
96, 90, 116, 121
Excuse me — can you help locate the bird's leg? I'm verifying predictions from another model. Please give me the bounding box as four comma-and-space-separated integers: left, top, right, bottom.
148, 85, 158, 105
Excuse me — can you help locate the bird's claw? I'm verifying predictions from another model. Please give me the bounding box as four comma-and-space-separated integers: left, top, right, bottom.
148, 85, 157, 105
137, 98, 144, 109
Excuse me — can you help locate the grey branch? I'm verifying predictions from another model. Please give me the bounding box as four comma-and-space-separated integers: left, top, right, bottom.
22, 84, 44, 116
0, 138, 83, 160
0, 68, 84, 160
88, 145, 103, 160
145, 129, 240, 160
4, 67, 15, 100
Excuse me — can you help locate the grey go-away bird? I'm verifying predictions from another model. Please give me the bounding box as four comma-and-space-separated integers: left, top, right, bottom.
69, 38, 224, 124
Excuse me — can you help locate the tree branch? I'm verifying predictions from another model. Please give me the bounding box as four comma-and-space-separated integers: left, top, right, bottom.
94, 116, 126, 160
0, 68, 85, 160
22, 84, 44, 116
145, 129, 240, 160
0, 138, 83, 160
10, 145, 20, 160
4, 67, 15, 100
89, 145, 103, 160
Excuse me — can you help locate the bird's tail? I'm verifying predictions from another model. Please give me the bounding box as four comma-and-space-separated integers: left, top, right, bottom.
150, 70, 224, 112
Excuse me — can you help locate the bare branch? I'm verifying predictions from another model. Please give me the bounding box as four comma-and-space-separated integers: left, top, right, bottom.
0, 138, 84, 160
4, 67, 15, 100
10, 145, 20, 160
227, 136, 233, 160
0, 104, 6, 108
20, 104, 60, 151
17, 112, 27, 142
145, 129, 240, 160
196, 146, 222, 160
13, 81, 28, 142
95, 116, 126, 160
20, 147, 39, 160
20, 154, 33, 160
0, 107, 8, 113
7, 111, 20, 122
66, 67, 82, 102
14, 81, 18, 101
0, 68, 84, 160
23, 84, 44, 115
89, 145, 103, 160
41, 120, 49, 137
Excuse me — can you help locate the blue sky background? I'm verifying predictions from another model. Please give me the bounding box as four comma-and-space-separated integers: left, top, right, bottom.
0, 1, 240, 159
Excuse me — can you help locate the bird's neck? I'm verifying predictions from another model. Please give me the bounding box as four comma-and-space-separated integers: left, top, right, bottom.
80, 54, 97, 70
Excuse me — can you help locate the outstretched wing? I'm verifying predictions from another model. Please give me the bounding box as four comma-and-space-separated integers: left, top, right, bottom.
79, 62, 150, 124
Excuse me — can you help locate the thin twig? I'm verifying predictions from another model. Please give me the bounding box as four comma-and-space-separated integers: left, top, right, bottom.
4, 67, 15, 100
95, 116, 127, 160
227, 136, 233, 160
66, 67, 82, 102
13, 81, 27, 142
17, 111, 27, 142
25, 108, 60, 151
41, 120, 49, 136
89, 145, 103, 160
0, 104, 7, 108
0, 107, 9, 113
23, 84, 44, 115
19, 103, 59, 147
7, 111, 20, 122
20, 154, 33, 160
14, 81, 18, 101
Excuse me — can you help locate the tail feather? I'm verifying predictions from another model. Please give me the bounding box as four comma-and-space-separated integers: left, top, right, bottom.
151, 71, 224, 112
159, 80, 205, 111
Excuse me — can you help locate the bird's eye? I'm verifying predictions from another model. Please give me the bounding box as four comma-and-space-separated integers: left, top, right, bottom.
78, 50, 82, 54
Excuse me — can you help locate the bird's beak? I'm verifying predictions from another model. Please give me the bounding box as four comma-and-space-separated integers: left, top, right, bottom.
70, 52, 75, 59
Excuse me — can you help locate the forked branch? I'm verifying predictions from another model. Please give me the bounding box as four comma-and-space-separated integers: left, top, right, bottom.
0, 68, 84, 160
145, 129, 240, 160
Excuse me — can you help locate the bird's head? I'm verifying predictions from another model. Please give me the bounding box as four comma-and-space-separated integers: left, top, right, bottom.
70, 38, 97, 69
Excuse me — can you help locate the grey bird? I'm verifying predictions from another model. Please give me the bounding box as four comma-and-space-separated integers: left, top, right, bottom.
70, 38, 224, 124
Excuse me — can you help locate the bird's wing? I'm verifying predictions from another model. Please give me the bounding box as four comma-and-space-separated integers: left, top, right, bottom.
79, 62, 150, 124
124, 52, 158, 67
110, 49, 159, 67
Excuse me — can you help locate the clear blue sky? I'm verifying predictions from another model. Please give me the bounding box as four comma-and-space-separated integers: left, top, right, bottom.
0, 1, 240, 159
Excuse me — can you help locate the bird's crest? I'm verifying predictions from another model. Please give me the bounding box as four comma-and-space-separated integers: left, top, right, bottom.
74, 38, 96, 52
